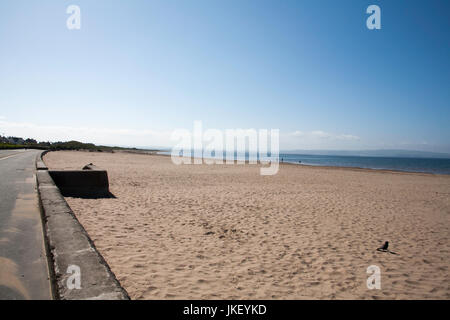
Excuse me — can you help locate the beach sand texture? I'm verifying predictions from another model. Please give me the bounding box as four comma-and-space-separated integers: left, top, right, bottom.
44, 151, 450, 299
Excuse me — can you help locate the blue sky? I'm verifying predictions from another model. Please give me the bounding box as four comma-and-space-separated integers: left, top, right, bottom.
0, 0, 449, 151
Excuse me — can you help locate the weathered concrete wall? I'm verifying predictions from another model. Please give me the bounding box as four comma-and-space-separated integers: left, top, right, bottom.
48, 170, 111, 198
37, 151, 129, 300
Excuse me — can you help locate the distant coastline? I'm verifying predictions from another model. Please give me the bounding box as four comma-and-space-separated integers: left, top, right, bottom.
280, 149, 450, 159
157, 150, 450, 175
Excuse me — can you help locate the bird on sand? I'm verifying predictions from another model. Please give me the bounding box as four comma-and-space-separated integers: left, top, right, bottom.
377, 241, 398, 255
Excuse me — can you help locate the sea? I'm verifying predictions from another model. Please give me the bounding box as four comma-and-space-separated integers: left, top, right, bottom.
159, 151, 450, 175
278, 154, 450, 175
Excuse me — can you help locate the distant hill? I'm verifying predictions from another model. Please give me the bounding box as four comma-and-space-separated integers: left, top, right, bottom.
281, 149, 450, 159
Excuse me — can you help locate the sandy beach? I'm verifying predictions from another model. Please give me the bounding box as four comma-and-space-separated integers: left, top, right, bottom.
44, 151, 450, 300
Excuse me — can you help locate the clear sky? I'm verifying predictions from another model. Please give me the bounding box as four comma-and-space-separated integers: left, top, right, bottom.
0, 0, 449, 151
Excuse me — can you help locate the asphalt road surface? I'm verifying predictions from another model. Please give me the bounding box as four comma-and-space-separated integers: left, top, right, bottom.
0, 149, 52, 299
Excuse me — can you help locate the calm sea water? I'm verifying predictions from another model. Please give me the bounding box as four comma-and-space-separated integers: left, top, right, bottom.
160, 151, 450, 175
279, 154, 450, 175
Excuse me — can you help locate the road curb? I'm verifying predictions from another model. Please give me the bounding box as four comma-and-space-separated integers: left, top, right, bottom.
36, 150, 49, 170
36, 151, 130, 300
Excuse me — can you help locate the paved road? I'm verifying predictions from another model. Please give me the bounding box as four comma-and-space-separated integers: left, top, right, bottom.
0, 149, 52, 299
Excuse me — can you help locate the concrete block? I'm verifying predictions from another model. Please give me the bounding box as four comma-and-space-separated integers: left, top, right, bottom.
48, 170, 111, 198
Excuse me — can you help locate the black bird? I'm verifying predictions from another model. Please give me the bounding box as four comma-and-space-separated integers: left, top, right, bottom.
376, 241, 398, 254
377, 241, 398, 254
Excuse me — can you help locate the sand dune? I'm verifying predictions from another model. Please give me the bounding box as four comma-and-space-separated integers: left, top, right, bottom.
44, 151, 450, 299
